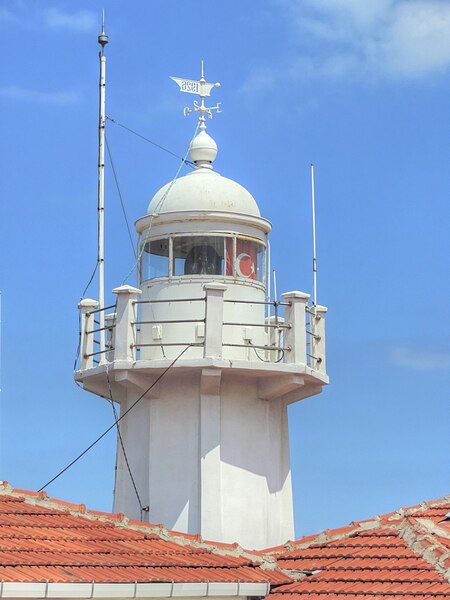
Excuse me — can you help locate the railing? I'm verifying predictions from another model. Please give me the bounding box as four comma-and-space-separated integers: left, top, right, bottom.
223, 298, 290, 362
131, 296, 206, 359
77, 284, 327, 374
305, 305, 327, 372
78, 300, 116, 369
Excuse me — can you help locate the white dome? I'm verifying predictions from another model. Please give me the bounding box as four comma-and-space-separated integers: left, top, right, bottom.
147, 169, 261, 216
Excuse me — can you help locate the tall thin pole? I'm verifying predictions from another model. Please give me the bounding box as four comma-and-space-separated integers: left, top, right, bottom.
266, 236, 271, 318
311, 164, 318, 308
0, 291, 2, 393
98, 12, 108, 360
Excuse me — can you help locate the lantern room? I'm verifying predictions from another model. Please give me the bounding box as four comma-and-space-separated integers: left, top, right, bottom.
134, 128, 273, 361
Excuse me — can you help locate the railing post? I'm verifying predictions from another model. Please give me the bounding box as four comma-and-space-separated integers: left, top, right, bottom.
311, 305, 327, 373
112, 285, 142, 362
203, 283, 227, 358
105, 312, 116, 363
281, 291, 310, 365
78, 298, 99, 370
266, 315, 285, 362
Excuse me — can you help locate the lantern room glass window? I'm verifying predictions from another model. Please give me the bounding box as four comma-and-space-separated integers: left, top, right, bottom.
226, 237, 264, 282
141, 234, 266, 284
141, 239, 169, 280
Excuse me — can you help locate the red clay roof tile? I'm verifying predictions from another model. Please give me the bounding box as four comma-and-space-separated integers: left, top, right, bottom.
0, 484, 291, 586
265, 495, 450, 598
1, 483, 448, 599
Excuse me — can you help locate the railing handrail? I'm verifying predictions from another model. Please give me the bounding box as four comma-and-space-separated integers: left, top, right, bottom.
223, 342, 290, 352
133, 342, 204, 348
307, 352, 322, 363
85, 323, 116, 335
133, 297, 206, 305
86, 303, 116, 316
132, 319, 205, 325
305, 329, 320, 340
84, 347, 115, 358
224, 299, 291, 307
223, 321, 291, 329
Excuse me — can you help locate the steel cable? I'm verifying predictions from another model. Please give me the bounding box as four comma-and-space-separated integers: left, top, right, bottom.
38, 344, 193, 492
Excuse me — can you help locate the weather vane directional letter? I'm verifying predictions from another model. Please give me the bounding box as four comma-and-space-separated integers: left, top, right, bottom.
170, 61, 221, 130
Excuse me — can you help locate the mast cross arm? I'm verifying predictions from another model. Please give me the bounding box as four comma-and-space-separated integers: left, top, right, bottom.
184, 102, 222, 118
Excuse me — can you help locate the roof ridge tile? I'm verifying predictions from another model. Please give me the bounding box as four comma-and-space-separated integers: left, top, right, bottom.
396, 519, 450, 583
265, 496, 450, 556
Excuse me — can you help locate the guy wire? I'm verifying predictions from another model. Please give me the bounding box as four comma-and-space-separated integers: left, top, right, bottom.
105, 358, 147, 518
74, 118, 196, 371
106, 116, 195, 167
38, 344, 193, 492
105, 133, 136, 258
120, 121, 200, 286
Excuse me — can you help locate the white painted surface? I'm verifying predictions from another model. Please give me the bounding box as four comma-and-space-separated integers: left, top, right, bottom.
138, 280, 267, 361
78, 299, 99, 370
113, 370, 294, 549
311, 305, 327, 373
135, 212, 271, 237
189, 130, 218, 164
0, 581, 267, 599
147, 169, 261, 217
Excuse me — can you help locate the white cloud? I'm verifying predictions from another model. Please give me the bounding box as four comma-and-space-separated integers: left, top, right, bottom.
389, 347, 450, 371
44, 8, 96, 32
244, 0, 450, 91
0, 5, 97, 32
302, 0, 394, 33
380, 2, 450, 77
0, 85, 81, 106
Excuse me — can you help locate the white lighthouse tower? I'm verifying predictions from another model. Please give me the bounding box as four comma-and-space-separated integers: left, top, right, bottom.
76, 62, 328, 550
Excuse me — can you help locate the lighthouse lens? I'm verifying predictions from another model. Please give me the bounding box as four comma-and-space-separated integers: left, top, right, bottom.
173, 236, 225, 276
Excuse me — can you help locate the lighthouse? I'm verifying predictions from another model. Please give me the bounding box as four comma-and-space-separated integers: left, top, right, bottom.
75, 59, 328, 549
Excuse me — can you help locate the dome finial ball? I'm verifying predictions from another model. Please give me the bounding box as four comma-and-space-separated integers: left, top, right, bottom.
189, 130, 218, 168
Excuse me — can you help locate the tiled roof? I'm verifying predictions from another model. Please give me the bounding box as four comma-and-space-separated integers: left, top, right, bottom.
1, 482, 448, 600
265, 497, 450, 599
0, 482, 290, 586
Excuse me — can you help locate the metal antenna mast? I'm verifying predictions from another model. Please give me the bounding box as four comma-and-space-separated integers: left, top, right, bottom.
311, 164, 317, 308
0, 291, 2, 393
97, 11, 108, 361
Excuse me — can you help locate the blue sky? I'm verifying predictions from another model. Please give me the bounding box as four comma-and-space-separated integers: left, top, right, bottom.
0, 0, 449, 537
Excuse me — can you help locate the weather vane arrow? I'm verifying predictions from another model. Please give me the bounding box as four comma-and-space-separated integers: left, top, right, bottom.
170, 61, 221, 130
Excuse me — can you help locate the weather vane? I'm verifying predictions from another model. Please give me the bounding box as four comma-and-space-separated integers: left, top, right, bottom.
170, 61, 221, 130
